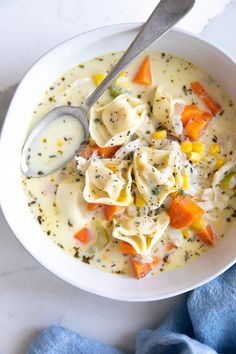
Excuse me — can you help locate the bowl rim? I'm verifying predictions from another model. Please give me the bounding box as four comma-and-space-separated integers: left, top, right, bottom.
1, 23, 236, 302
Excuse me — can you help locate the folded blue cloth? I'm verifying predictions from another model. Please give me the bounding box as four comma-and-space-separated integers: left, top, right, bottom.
27, 264, 236, 354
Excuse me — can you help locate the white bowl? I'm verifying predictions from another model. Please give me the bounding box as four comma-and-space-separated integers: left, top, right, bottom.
1, 24, 236, 301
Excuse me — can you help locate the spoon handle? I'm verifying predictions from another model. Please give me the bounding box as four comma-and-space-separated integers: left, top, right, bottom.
84, 0, 195, 109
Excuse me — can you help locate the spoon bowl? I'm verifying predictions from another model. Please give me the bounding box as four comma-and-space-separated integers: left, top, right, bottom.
21, 105, 89, 177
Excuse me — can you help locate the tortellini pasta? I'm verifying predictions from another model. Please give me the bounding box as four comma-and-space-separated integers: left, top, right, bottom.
56, 178, 88, 229
89, 94, 147, 147
83, 158, 132, 206
113, 212, 170, 256
152, 86, 186, 136
134, 146, 183, 209
200, 160, 236, 211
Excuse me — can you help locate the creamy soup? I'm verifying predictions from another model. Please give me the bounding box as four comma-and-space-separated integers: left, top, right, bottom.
25, 115, 85, 176
22, 51, 236, 279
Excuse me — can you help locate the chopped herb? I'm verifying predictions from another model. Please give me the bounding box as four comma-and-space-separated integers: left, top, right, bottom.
151, 186, 160, 195
130, 133, 138, 141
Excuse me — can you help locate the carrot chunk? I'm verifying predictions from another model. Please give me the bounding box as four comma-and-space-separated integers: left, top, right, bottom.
133, 56, 152, 86
120, 241, 137, 256
90, 145, 120, 158
130, 258, 151, 279
191, 81, 221, 114
196, 225, 216, 245
151, 256, 161, 267
79, 145, 91, 159
166, 242, 177, 251
87, 203, 100, 211
181, 105, 203, 127
79, 148, 87, 158
74, 227, 90, 244
103, 205, 125, 221
169, 195, 205, 229
185, 118, 208, 141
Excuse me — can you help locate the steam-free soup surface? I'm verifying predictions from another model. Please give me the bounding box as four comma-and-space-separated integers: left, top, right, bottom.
22, 51, 236, 278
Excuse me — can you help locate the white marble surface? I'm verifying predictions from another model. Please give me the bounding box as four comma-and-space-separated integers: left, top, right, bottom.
0, 1, 235, 353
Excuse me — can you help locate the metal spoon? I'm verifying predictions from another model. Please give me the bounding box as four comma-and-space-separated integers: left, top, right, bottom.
21, 0, 195, 177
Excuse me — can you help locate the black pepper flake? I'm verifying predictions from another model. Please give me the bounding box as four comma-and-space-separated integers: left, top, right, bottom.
163, 255, 169, 263
68, 219, 73, 227
37, 215, 43, 224
82, 255, 94, 264
37, 171, 44, 176
212, 135, 218, 143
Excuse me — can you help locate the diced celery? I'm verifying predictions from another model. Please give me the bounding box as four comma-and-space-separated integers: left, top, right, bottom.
89, 220, 109, 252
220, 172, 236, 190
109, 85, 123, 98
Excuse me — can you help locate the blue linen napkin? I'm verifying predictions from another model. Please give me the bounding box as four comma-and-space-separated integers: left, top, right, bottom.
27, 264, 236, 354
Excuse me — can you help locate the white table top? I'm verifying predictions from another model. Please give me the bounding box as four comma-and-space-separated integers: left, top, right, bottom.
0, 1, 235, 353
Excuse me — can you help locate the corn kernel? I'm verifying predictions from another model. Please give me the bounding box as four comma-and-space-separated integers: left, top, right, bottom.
135, 195, 145, 208
149, 145, 156, 149
152, 130, 167, 141
181, 228, 190, 239
209, 143, 220, 156
188, 152, 202, 163
215, 157, 225, 169
57, 140, 64, 147
203, 155, 211, 163
129, 196, 134, 206
117, 188, 127, 202
190, 217, 206, 232
192, 142, 204, 154
92, 73, 106, 86
181, 141, 192, 153
107, 163, 117, 172
170, 192, 178, 198
182, 174, 189, 191
117, 71, 127, 79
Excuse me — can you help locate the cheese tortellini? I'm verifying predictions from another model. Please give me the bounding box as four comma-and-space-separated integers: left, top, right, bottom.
200, 160, 236, 211
113, 212, 170, 256
83, 158, 132, 206
56, 178, 88, 229
134, 146, 183, 209
152, 86, 186, 136
89, 94, 147, 147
